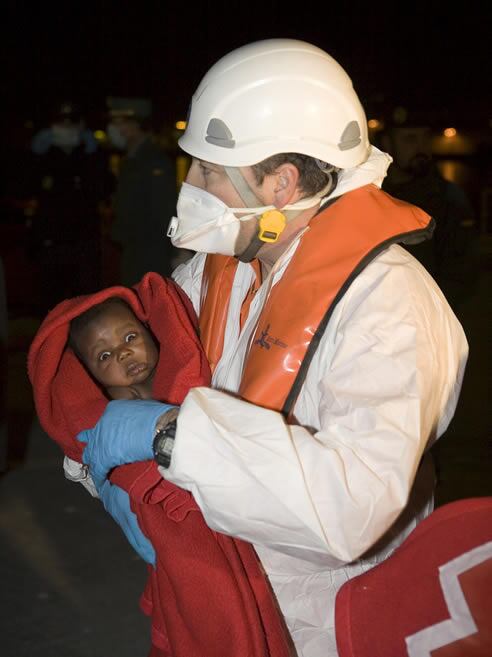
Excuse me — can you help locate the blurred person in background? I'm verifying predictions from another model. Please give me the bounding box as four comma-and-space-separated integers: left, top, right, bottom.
379, 110, 480, 314
28, 101, 113, 314
0, 256, 7, 473
106, 97, 182, 286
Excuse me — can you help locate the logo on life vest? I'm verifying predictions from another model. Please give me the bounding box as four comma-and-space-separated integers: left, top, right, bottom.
254, 324, 287, 350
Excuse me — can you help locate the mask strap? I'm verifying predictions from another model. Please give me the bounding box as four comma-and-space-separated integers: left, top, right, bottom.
224, 167, 263, 207
227, 166, 333, 262
224, 166, 275, 262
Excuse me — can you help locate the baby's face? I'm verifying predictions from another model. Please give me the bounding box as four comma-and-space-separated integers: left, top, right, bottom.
76, 304, 159, 390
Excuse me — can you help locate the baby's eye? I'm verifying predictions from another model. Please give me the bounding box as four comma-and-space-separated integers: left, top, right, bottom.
98, 351, 111, 362
126, 332, 137, 343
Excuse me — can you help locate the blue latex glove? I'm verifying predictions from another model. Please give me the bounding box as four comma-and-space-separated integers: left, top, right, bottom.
98, 479, 156, 566
77, 399, 177, 485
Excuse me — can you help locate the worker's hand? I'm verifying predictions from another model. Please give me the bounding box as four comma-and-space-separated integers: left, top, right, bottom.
77, 399, 178, 485
98, 479, 156, 566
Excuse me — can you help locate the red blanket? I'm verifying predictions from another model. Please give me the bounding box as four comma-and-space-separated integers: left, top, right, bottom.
28, 272, 292, 657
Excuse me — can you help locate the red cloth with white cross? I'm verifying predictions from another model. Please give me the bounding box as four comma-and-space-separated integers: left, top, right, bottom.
335, 496, 492, 657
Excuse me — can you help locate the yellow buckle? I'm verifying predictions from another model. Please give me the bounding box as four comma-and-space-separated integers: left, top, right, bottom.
258, 210, 286, 243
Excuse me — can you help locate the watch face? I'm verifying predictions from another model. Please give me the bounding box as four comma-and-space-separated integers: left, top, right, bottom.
154, 439, 171, 467
153, 423, 176, 469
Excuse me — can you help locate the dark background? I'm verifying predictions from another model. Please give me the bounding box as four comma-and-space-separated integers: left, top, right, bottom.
4, 1, 492, 136
1, 5, 491, 656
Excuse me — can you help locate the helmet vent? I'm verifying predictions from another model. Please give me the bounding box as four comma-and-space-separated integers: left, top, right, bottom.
205, 118, 236, 148
338, 121, 361, 151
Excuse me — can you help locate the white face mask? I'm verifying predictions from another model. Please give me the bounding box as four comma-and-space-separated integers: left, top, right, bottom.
51, 124, 81, 150
107, 123, 127, 150
167, 183, 254, 255
167, 182, 327, 256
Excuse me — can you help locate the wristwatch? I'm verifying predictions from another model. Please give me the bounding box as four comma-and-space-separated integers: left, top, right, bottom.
152, 419, 177, 469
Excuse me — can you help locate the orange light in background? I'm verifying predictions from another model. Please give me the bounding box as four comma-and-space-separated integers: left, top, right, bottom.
109, 153, 121, 177
368, 118, 382, 130
175, 120, 187, 130
432, 129, 475, 157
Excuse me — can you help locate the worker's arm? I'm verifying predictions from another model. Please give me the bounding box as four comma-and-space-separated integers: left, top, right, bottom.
163, 252, 468, 566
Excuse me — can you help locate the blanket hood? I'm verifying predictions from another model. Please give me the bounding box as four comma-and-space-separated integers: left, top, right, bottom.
27, 271, 211, 462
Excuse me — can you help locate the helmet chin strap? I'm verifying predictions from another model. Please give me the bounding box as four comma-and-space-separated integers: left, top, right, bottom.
224, 166, 306, 263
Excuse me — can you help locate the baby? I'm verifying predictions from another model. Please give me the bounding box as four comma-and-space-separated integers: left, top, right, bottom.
29, 272, 288, 657
69, 297, 159, 401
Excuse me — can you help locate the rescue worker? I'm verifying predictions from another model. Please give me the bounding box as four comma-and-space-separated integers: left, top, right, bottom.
74, 40, 469, 656
106, 97, 180, 285
379, 112, 479, 313
28, 101, 111, 313
0, 256, 6, 472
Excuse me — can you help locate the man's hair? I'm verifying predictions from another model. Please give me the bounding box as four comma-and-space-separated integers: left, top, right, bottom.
251, 153, 339, 197
68, 297, 132, 359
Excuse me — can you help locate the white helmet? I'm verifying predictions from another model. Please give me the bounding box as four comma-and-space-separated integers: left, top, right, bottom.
179, 38, 370, 169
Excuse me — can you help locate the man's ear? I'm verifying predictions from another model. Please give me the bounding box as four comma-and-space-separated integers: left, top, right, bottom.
272, 163, 300, 208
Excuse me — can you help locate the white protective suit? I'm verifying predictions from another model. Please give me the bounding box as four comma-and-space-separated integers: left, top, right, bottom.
163, 148, 469, 656
64, 147, 468, 657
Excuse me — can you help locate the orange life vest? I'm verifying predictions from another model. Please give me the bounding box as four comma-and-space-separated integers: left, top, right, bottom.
199, 184, 433, 416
